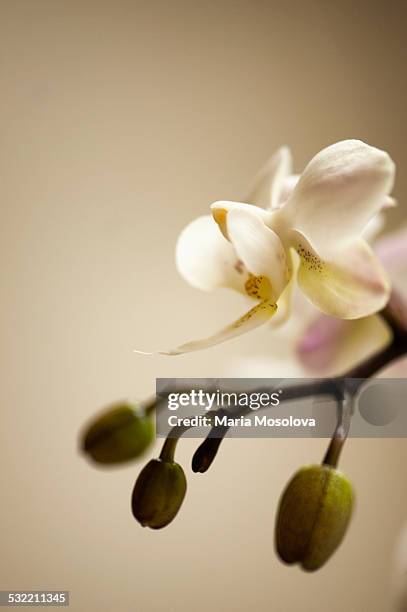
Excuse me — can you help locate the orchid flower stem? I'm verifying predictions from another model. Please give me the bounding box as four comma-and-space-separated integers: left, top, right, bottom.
146, 290, 407, 471
159, 420, 196, 462
322, 397, 352, 469
159, 437, 179, 463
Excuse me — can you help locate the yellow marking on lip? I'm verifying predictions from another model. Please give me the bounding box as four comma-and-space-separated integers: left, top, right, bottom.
296, 245, 324, 274
232, 300, 277, 329
245, 274, 273, 301
212, 208, 228, 239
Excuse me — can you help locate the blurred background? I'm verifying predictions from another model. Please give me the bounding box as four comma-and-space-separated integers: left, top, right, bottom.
1, 1, 407, 610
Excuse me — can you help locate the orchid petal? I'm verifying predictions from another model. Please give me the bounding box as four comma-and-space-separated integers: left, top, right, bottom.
226, 207, 289, 301
376, 226, 407, 266
375, 226, 407, 296
245, 147, 293, 210
269, 250, 299, 326
362, 194, 397, 241
362, 213, 384, 242
383, 195, 397, 208
175, 215, 248, 293
292, 230, 390, 319
297, 314, 349, 371
277, 174, 300, 208
157, 300, 277, 355
211, 200, 269, 240
297, 314, 390, 375
280, 140, 395, 257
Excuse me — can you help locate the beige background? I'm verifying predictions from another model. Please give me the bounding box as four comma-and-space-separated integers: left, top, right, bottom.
1, 1, 407, 611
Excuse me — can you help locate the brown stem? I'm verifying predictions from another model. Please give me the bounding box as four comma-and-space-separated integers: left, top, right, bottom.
159, 437, 178, 462
322, 397, 352, 468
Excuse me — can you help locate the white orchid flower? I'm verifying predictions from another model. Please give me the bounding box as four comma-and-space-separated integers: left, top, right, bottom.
155, 140, 396, 355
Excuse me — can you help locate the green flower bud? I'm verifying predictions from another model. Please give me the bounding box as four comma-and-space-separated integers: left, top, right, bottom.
131, 459, 187, 529
82, 402, 154, 464
275, 464, 354, 571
